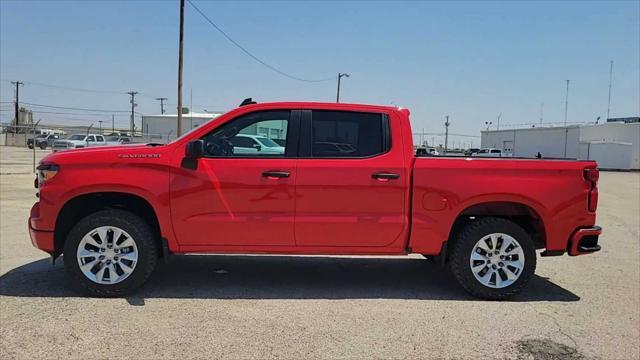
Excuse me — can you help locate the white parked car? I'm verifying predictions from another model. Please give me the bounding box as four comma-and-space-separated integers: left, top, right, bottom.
472, 148, 512, 157
52, 134, 108, 152
427, 148, 440, 156
229, 134, 285, 155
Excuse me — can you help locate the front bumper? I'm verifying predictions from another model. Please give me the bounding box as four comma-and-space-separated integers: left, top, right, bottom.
29, 202, 54, 253
568, 226, 602, 256
29, 223, 54, 253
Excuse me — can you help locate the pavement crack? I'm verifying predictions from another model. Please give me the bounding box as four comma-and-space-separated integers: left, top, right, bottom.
538, 311, 579, 348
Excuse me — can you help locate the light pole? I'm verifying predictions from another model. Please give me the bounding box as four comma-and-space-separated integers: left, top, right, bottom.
607, 60, 613, 120
98, 120, 103, 133
336, 73, 350, 103
564, 79, 570, 126
485, 121, 492, 130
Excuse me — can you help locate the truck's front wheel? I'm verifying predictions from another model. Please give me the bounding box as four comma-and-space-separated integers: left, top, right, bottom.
63, 210, 158, 297
450, 217, 536, 300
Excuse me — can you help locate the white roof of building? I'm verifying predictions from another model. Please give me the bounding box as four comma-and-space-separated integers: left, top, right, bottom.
143, 112, 223, 119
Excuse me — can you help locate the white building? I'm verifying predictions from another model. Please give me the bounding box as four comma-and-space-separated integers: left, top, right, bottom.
142, 112, 222, 142
141, 111, 288, 144
481, 121, 640, 170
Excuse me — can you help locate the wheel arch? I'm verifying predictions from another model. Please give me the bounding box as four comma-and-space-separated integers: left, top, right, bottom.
446, 201, 547, 261
54, 192, 162, 257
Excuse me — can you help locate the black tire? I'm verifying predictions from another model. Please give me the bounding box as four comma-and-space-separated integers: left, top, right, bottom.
450, 217, 536, 300
27, 144, 34, 149
39, 142, 47, 150
63, 209, 158, 297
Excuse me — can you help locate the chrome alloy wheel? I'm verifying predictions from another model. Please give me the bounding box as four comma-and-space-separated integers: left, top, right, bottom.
76, 226, 139, 285
469, 233, 525, 289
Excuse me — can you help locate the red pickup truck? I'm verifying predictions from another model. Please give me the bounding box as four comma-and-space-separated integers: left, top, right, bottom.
29, 101, 602, 299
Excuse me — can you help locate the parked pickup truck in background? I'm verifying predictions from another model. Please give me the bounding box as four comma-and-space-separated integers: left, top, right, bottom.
29, 101, 602, 299
28, 134, 60, 150
52, 134, 107, 152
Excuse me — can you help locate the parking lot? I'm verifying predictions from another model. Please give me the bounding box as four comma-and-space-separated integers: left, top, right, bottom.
0, 146, 638, 359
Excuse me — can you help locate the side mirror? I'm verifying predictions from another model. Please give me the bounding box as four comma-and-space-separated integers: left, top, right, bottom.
253, 143, 262, 151
185, 139, 204, 159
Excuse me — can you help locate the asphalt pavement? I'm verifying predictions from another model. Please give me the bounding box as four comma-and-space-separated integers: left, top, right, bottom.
1, 146, 638, 359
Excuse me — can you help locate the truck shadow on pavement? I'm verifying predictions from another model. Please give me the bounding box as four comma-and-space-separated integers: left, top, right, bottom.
0, 255, 580, 302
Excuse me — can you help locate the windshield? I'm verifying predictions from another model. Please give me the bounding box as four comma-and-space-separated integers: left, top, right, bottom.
256, 137, 280, 147
68, 135, 86, 140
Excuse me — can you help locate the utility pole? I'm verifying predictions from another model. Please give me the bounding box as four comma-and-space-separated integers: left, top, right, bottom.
10, 81, 23, 126
156, 97, 168, 114
497, 112, 502, 130
112, 114, 115, 132
607, 60, 613, 120
336, 73, 350, 103
540, 102, 544, 125
564, 80, 570, 126
177, 0, 185, 136
444, 115, 450, 153
127, 91, 138, 135
98, 120, 103, 133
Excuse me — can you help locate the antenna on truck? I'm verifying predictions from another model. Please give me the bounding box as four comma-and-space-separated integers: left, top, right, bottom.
240, 98, 257, 106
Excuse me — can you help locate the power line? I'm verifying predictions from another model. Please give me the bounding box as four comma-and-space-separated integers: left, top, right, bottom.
1, 79, 123, 95
20, 101, 131, 113
187, 0, 334, 83
29, 110, 130, 117
0, 79, 161, 99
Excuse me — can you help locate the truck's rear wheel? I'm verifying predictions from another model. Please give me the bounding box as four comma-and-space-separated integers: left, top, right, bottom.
63, 210, 158, 297
39, 142, 47, 149
450, 217, 536, 300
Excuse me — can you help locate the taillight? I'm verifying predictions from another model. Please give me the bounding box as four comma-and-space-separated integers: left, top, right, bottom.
584, 168, 599, 212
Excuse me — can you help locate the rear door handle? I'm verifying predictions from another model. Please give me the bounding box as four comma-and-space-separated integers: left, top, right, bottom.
262, 171, 290, 179
372, 172, 400, 180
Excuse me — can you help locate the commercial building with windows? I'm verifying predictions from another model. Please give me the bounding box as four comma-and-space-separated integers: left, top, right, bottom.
481, 120, 639, 170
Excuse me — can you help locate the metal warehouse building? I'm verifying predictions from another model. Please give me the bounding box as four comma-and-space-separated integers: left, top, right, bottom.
481, 120, 640, 170
142, 112, 222, 142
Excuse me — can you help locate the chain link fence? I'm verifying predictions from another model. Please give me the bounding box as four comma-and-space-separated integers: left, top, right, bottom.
1, 122, 178, 148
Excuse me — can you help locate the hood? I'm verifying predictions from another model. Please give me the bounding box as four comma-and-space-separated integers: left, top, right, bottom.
41, 143, 168, 166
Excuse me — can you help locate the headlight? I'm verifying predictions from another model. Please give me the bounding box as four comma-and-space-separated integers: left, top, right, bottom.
36, 164, 59, 187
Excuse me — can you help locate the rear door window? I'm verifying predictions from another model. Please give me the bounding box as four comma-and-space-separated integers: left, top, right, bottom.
310, 111, 388, 158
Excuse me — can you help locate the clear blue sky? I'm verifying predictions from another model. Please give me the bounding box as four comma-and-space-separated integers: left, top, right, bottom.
1, 0, 638, 146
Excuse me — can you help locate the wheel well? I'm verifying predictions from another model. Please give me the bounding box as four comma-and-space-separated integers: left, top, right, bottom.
54, 192, 161, 256
446, 202, 547, 260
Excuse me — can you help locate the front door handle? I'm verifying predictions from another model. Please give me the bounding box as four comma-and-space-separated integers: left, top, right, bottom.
262, 171, 290, 179
372, 172, 400, 180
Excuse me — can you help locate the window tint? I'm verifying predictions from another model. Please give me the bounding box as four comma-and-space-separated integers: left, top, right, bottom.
202, 111, 289, 157
96, 136, 104, 142
87, 136, 95, 142
311, 111, 386, 157
490, 149, 501, 153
